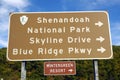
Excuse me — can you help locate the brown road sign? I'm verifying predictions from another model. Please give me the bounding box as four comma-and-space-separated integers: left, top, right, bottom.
44, 61, 76, 75
7, 11, 113, 61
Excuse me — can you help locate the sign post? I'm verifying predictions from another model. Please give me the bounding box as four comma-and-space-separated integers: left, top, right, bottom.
93, 60, 99, 80
21, 61, 26, 80
7, 11, 113, 61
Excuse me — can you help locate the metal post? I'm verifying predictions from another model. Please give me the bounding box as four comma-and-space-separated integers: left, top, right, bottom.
93, 60, 99, 80
21, 61, 26, 80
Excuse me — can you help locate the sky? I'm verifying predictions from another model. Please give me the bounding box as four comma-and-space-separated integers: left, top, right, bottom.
0, 0, 120, 48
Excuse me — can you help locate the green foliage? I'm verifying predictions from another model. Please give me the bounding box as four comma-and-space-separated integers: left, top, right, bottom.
0, 46, 120, 80
0, 48, 21, 80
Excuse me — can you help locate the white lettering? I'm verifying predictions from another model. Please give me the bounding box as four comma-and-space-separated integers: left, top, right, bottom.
12, 48, 33, 55
38, 48, 63, 56
50, 69, 66, 73
29, 37, 63, 45
68, 37, 91, 43
70, 26, 90, 33
68, 47, 92, 55
27, 27, 66, 34
37, 17, 90, 24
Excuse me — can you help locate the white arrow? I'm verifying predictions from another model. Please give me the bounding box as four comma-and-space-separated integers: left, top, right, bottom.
96, 36, 105, 43
97, 47, 106, 53
68, 69, 73, 72
95, 21, 103, 27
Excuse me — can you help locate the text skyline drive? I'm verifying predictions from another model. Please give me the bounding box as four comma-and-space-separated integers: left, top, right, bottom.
7, 11, 113, 61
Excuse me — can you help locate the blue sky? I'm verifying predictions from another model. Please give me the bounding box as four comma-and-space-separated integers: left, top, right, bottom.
0, 0, 120, 48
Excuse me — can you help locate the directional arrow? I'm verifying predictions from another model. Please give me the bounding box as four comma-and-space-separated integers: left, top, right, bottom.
97, 47, 106, 53
68, 69, 73, 72
95, 21, 103, 27
96, 36, 105, 43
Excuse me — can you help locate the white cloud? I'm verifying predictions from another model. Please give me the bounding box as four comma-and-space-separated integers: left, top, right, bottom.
0, 39, 7, 47
1, 0, 30, 11
0, 0, 30, 47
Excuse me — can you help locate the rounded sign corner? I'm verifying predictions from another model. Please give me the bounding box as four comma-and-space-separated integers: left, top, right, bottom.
102, 11, 109, 16
7, 55, 14, 61
108, 52, 114, 59
9, 12, 15, 18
